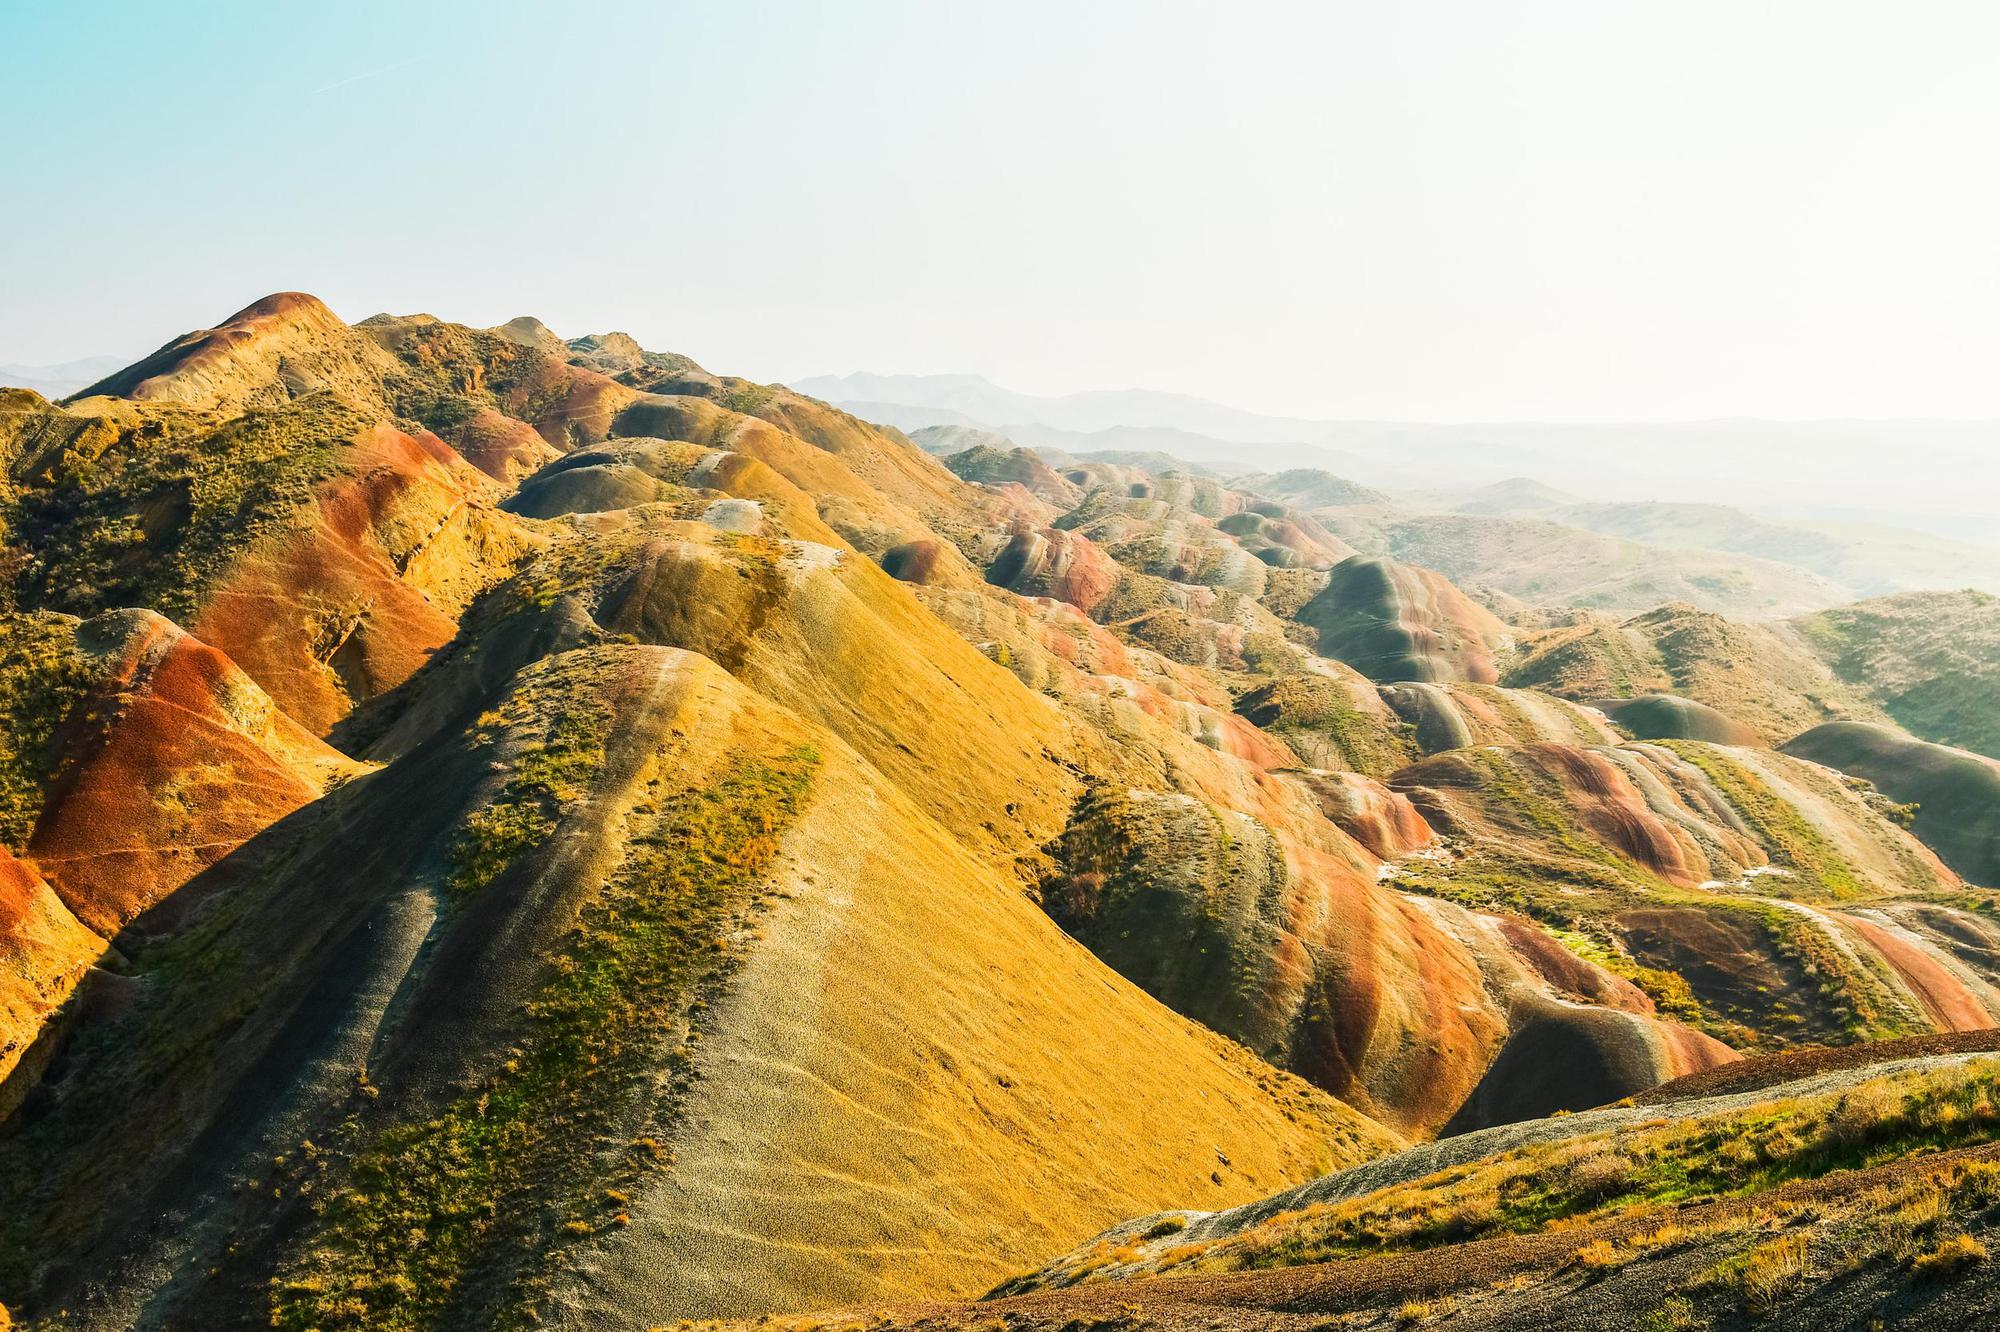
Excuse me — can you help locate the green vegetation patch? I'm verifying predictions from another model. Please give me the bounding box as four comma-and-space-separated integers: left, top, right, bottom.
446, 677, 615, 898
1663, 743, 1866, 898
5, 395, 365, 620
0, 611, 94, 847
1543, 925, 1703, 1023
717, 382, 777, 417
1171, 1057, 2000, 1276
269, 744, 820, 1331
1794, 591, 2000, 760
1235, 672, 1411, 777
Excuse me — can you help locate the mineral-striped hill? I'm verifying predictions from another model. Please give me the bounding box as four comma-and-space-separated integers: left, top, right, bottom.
3, 294, 1999, 1330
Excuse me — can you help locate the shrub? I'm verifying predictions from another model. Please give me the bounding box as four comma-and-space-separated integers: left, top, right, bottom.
1823, 1080, 1903, 1148
1567, 1151, 1635, 1202
1574, 1238, 1624, 1271
1637, 1295, 1701, 1332
1738, 1233, 1809, 1313
1910, 1233, 1986, 1280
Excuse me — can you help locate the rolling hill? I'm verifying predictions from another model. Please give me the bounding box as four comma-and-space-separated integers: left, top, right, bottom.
2, 298, 1999, 1331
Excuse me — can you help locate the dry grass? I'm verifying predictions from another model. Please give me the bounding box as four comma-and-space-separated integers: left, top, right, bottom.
1910, 1232, 1987, 1280
1736, 1232, 1809, 1313
1572, 1238, 1624, 1272
1395, 1295, 1455, 1325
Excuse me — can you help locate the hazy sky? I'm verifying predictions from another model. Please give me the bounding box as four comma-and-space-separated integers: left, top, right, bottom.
5, 0, 1998, 421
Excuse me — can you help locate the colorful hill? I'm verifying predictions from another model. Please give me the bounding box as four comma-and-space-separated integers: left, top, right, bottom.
7, 293, 2000, 1331
1296, 556, 1511, 684
925, 1039, 2000, 1332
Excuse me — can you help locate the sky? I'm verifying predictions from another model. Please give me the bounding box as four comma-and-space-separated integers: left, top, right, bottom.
4, 0, 1999, 421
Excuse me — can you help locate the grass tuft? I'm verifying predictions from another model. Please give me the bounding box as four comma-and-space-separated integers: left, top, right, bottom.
1909, 1232, 1986, 1280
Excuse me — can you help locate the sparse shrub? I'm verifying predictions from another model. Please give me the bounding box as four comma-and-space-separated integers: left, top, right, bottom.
1629, 1220, 1688, 1253
1140, 1215, 1188, 1240
1950, 1160, 2000, 1207
1574, 1238, 1624, 1272
1410, 1195, 1494, 1245
1637, 1294, 1701, 1331
1738, 1233, 1809, 1313
1567, 1150, 1635, 1202
1824, 1080, 1904, 1148
1910, 1233, 1986, 1280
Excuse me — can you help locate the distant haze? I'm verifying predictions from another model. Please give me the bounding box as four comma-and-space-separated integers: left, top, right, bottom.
799, 372, 2000, 545
6, 1, 2000, 422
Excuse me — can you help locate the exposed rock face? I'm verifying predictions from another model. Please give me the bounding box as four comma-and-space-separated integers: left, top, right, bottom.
446, 406, 562, 483
1438, 997, 1736, 1134
941, 443, 1083, 507
71, 292, 400, 413
1287, 769, 1434, 860
0, 606, 359, 1105
987, 526, 1124, 613
1037, 786, 1506, 1134
1383, 680, 1618, 755
1387, 737, 1999, 1054
186, 421, 539, 732
2, 388, 539, 738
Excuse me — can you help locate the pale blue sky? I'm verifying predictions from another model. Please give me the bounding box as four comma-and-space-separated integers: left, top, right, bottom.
4, 0, 1998, 420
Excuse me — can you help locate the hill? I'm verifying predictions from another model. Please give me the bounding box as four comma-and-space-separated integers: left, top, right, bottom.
1783, 723, 2000, 886
1315, 505, 1851, 618
8, 296, 2000, 1329
1792, 590, 2000, 759
1296, 556, 1511, 684
1505, 603, 1881, 743
860, 1039, 2000, 1332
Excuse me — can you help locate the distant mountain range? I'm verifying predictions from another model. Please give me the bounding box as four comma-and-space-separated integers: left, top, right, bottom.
793, 371, 2000, 546
0, 355, 129, 399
